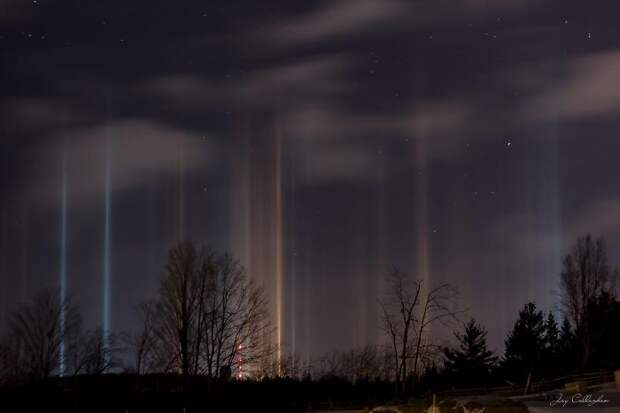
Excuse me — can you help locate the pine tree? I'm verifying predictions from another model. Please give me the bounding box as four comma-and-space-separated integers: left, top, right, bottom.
557, 316, 576, 375
544, 313, 560, 351
587, 291, 620, 370
502, 303, 545, 385
443, 318, 497, 388
542, 312, 560, 377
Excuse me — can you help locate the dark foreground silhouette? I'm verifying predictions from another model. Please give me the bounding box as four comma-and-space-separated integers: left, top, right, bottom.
0, 374, 395, 413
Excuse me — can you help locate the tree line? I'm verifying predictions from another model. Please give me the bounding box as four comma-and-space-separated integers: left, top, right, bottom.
0, 235, 618, 398
0, 242, 273, 389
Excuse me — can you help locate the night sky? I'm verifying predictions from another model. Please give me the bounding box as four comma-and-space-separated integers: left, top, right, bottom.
2, 0, 620, 361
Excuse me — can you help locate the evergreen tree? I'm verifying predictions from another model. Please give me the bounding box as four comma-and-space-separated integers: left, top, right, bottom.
587, 292, 620, 370
557, 316, 576, 375
443, 318, 497, 388
542, 312, 560, 377
560, 235, 618, 370
501, 303, 545, 386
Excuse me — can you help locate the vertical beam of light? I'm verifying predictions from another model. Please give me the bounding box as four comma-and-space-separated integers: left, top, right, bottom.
0, 199, 7, 328
274, 130, 284, 374
102, 136, 112, 340
177, 142, 185, 242
413, 135, 432, 345
414, 138, 430, 289
538, 133, 562, 312
59, 148, 68, 376
288, 147, 297, 363
19, 196, 29, 302
548, 136, 562, 310
146, 182, 156, 296
375, 143, 387, 347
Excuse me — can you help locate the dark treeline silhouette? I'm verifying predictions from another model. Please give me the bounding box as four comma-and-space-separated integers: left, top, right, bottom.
0, 235, 619, 411
435, 235, 620, 394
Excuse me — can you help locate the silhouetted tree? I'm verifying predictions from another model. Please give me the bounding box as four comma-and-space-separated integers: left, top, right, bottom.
560, 235, 618, 370
125, 300, 161, 375
155, 242, 271, 384
542, 312, 560, 377
313, 345, 386, 382
0, 290, 81, 382
157, 242, 211, 384
586, 291, 620, 370
67, 328, 120, 376
501, 302, 545, 389
379, 268, 461, 395
199, 251, 271, 379
443, 318, 497, 388
555, 317, 577, 376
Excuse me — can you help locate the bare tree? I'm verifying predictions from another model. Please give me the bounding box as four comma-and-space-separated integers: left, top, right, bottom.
1, 290, 81, 381
0, 336, 19, 385
560, 235, 618, 370
155, 242, 272, 383
125, 300, 161, 375
314, 346, 385, 382
156, 242, 211, 384
200, 252, 272, 379
257, 349, 311, 379
379, 268, 460, 395
67, 328, 120, 376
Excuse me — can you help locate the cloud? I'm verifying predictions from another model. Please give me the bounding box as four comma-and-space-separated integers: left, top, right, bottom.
141, 54, 352, 108
240, 56, 352, 104
410, 100, 476, 160
1, 97, 90, 135
281, 100, 475, 185
258, 0, 541, 48
30, 119, 215, 208
569, 198, 620, 239
525, 50, 620, 122
262, 0, 408, 46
